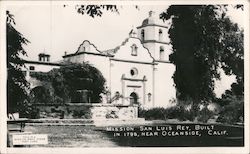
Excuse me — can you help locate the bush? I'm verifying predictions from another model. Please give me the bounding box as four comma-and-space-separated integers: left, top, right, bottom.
18, 100, 34, 118
138, 106, 193, 121
197, 107, 214, 123
140, 108, 167, 120
139, 103, 214, 122
217, 96, 244, 124
29, 107, 40, 119
72, 108, 92, 119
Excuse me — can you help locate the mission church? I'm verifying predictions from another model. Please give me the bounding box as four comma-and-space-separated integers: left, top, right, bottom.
24, 11, 176, 108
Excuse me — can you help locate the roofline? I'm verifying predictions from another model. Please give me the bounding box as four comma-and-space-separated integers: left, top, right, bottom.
38, 53, 50, 57
75, 40, 103, 54
142, 40, 171, 45
63, 51, 114, 58
154, 60, 172, 64
137, 24, 168, 29
24, 60, 63, 66
110, 58, 157, 65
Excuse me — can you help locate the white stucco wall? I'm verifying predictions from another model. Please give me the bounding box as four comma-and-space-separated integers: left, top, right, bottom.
138, 26, 155, 41
113, 38, 153, 63
24, 63, 59, 73
109, 60, 154, 107
156, 27, 169, 43
154, 62, 176, 108
109, 37, 155, 107
142, 43, 156, 58
143, 42, 172, 61
64, 41, 111, 89
22, 63, 60, 90
64, 54, 85, 63
137, 23, 171, 62
84, 54, 110, 87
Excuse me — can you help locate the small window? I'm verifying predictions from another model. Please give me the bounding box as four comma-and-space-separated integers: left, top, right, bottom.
115, 91, 120, 100
131, 44, 138, 56
160, 46, 164, 60
159, 29, 163, 41
29, 66, 35, 71
141, 29, 145, 41
147, 93, 152, 102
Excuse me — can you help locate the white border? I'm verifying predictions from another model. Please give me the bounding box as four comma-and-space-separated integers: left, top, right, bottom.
0, 0, 249, 154
0, 1, 7, 153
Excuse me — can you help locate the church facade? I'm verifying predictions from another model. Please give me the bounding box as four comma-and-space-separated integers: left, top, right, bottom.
23, 11, 176, 109
63, 11, 176, 108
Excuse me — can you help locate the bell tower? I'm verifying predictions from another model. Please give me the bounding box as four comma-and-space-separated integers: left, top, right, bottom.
137, 11, 171, 61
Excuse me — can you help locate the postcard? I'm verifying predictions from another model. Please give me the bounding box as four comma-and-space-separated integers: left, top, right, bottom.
0, 0, 249, 154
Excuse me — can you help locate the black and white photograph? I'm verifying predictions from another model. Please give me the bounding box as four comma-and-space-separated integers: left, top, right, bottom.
0, 0, 249, 153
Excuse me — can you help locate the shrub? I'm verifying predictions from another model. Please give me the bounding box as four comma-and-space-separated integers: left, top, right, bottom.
72, 108, 92, 119
217, 96, 244, 124
18, 100, 34, 118
139, 103, 214, 122
29, 107, 40, 119
138, 106, 191, 121
197, 107, 214, 123
139, 107, 166, 120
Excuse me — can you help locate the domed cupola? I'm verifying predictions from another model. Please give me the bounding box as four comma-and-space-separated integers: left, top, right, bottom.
141, 11, 161, 26
136, 10, 171, 61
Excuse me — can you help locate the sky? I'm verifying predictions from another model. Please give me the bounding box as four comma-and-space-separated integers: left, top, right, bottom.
7, 4, 244, 62
7, 5, 170, 61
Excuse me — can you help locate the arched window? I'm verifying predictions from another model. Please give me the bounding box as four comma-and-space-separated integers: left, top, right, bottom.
147, 93, 152, 102
141, 29, 145, 41
131, 44, 138, 56
160, 46, 164, 60
159, 29, 163, 41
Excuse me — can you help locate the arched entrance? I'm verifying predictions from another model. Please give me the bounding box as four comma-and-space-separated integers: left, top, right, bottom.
130, 92, 138, 105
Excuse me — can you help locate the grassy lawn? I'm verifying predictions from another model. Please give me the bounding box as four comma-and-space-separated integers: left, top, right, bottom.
9, 125, 119, 147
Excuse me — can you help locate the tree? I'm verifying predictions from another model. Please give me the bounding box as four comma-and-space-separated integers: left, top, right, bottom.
6, 10, 30, 114
217, 19, 244, 123
53, 62, 106, 103
74, 5, 118, 18
160, 5, 243, 104
221, 24, 244, 97
31, 62, 106, 104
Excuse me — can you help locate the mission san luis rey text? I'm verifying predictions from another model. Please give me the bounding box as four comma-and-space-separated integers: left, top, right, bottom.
106, 124, 228, 137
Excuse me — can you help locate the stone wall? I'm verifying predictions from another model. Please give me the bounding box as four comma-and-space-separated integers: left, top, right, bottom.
91, 104, 138, 120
